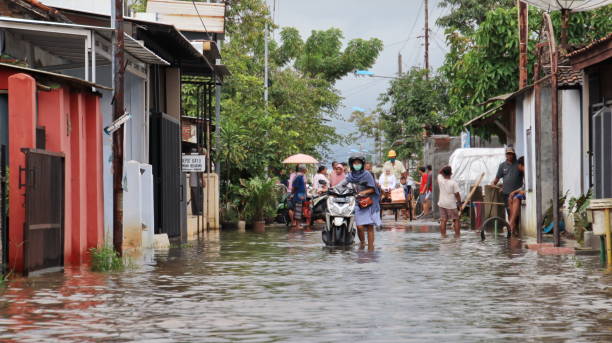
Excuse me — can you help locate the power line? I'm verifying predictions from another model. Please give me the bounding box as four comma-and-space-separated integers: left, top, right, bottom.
192, 0, 212, 40
343, 79, 387, 98
399, 0, 425, 52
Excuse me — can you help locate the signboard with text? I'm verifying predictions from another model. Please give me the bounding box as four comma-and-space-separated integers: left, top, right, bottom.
182, 124, 197, 143
182, 155, 206, 172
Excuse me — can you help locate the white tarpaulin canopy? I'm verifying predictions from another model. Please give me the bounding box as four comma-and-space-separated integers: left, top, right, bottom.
522, 0, 612, 11
449, 148, 506, 198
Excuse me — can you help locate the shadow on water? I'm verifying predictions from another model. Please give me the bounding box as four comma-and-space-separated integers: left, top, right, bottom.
0, 226, 611, 342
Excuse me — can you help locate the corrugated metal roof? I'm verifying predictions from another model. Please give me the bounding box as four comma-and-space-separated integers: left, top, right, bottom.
0, 16, 169, 66
124, 34, 170, 66
464, 104, 505, 127
0, 62, 111, 90
145, 0, 225, 34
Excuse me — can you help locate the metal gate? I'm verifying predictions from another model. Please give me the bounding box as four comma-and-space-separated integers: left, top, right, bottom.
24, 150, 65, 275
592, 102, 612, 199
150, 112, 182, 238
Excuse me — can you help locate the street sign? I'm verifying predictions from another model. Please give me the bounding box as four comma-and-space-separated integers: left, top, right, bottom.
182, 155, 206, 172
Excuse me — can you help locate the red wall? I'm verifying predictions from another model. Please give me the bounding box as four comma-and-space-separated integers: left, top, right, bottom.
7, 74, 37, 273
85, 94, 104, 251
3, 68, 103, 273
38, 89, 73, 265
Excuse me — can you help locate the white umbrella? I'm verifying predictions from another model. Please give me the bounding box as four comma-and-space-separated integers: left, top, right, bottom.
282, 154, 319, 164
522, 0, 612, 11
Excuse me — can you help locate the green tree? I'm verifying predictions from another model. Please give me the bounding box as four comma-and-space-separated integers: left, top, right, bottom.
377, 68, 450, 158
440, 4, 612, 135
273, 27, 383, 82
437, 0, 514, 35
214, 0, 383, 206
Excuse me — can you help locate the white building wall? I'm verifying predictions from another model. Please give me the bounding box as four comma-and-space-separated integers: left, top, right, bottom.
517, 88, 584, 237
41, 0, 140, 15
98, 67, 149, 244
519, 92, 538, 237
560, 89, 583, 199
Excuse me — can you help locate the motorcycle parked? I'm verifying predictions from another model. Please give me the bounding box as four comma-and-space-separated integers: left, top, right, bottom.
322, 183, 356, 246
311, 179, 329, 223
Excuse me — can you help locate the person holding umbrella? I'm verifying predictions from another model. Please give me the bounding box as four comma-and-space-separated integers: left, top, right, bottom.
282, 154, 319, 228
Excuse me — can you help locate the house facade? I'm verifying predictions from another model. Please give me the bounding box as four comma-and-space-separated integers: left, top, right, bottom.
465, 65, 585, 237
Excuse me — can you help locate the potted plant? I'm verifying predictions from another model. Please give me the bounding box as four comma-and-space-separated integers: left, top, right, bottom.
568, 190, 592, 247
238, 176, 279, 233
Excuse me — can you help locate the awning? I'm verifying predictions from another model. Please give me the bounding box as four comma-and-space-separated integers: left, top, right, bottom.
464, 86, 533, 127
123, 34, 169, 66
464, 104, 505, 127
0, 16, 169, 66
0, 62, 111, 90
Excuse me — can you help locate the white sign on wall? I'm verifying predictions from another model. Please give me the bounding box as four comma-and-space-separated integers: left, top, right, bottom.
182, 155, 206, 172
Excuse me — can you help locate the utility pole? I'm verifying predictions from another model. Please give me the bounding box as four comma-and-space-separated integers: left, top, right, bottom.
264, 23, 269, 106
560, 9, 571, 51
397, 53, 403, 76
518, 0, 528, 89
112, 0, 125, 255
424, 0, 429, 78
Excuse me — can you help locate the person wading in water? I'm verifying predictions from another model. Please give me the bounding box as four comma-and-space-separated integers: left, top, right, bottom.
345, 156, 381, 250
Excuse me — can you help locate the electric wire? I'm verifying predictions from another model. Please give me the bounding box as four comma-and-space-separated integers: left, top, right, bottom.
399, 0, 425, 52
192, 0, 212, 40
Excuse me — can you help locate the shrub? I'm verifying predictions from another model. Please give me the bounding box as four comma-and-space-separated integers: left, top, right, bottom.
89, 246, 124, 272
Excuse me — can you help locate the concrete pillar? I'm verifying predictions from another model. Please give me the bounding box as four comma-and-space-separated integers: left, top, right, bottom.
123, 160, 142, 251
85, 94, 104, 251
37, 88, 73, 265
70, 93, 88, 265
7, 73, 36, 273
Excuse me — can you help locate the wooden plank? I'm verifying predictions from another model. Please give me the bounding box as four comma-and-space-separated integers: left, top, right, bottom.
460, 173, 485, 212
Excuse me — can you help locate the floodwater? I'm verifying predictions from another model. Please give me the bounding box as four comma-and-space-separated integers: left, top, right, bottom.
1, 226, 611, 343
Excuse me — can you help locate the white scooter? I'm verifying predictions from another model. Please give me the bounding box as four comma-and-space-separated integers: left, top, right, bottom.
322, 183, 356, 246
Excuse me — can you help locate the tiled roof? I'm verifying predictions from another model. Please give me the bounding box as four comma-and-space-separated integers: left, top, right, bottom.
567, 33, 612, 57
4, 0, 71, 22
557, 66, 582, 87
542, 56, 583, 87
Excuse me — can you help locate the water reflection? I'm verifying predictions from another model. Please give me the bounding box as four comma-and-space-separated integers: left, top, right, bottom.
0, 227, 610, 342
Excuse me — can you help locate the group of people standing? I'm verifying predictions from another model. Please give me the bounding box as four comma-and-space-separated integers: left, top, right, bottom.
279, 145, 527, 246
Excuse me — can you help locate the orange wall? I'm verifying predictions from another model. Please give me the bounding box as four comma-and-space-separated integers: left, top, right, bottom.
85, 94, 104, 251
7, 74, 37, 273
70, 93, 88, 265
3, 68, 104, 273
37, 89, 73, 265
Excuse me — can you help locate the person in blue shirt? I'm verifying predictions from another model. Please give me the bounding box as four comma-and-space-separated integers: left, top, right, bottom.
289, 165, 308, 228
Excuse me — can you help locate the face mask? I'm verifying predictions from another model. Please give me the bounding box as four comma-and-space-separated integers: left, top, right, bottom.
390, 158, 396, 163
353, 164, 363, 171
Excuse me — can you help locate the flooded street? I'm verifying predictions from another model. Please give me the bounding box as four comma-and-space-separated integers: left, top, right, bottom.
1, 227, 611, 342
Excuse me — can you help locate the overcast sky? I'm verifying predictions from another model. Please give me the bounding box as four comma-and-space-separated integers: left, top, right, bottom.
41, 0, 450, 165
265, 0, 450, 164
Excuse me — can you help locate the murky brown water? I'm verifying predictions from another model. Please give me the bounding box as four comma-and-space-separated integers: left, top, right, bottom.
1, 227, 611, 342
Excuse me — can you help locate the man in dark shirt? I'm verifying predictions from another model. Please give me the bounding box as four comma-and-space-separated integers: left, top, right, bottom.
492, 147, 524, 213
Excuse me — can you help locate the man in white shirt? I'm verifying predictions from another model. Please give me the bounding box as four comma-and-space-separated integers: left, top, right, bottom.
382, 150, 407, 180
378, 168, 397, 192
437, 165, 462, 236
